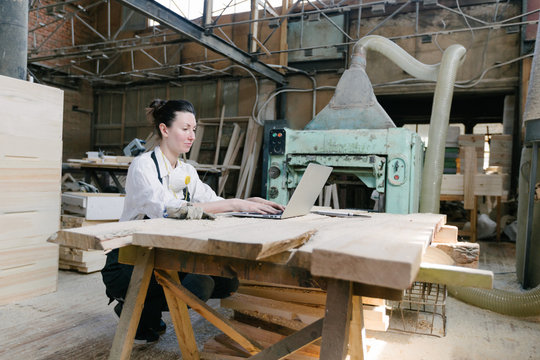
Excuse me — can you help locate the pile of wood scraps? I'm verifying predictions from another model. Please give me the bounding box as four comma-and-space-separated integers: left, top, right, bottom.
58, 193, 123, 273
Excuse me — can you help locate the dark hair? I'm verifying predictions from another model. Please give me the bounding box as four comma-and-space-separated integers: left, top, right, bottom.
146, 99, 196, 138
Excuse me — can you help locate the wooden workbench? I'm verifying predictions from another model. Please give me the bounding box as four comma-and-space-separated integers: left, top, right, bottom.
54, 212, 492, 359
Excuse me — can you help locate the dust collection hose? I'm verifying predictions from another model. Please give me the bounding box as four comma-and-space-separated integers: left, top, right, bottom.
447, 285, 540, 317
354, 35, 467, 214
356, 36, 540, 316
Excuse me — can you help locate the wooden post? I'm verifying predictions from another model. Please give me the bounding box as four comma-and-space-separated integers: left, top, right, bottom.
279, 0, 290, 70
249, 0, 259, 53
108, 247, 154, 360
214, 105, 225, 165
320, 279, 353, 360
463, 146, 477, 210
161, 271, 200, 360
348, 296, 367, 360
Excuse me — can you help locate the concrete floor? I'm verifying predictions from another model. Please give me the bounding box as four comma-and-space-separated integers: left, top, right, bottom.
0, 241, 539, 360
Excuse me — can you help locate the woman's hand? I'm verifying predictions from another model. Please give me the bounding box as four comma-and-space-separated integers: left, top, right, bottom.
246, 197, 285, 212
232, 198, 283, 214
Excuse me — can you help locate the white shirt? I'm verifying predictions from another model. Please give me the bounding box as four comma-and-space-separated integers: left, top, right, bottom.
120, 146, 223, 221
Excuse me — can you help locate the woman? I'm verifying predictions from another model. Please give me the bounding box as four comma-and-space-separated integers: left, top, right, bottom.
102, 99, 284, 344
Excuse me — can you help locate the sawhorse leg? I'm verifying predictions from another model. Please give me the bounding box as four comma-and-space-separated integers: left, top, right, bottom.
108, 247, 154, 360
320, 279, 367, 360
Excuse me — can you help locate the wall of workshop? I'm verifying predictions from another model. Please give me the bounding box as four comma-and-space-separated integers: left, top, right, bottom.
28, 0, 102, 161
282, 1, 521, 128
63, 81, 93, 160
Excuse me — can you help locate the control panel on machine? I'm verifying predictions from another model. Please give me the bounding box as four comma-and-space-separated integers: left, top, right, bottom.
269, 129, 286, 155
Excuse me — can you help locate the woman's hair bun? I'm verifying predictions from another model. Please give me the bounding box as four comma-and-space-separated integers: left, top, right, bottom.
145, 99, 167, 124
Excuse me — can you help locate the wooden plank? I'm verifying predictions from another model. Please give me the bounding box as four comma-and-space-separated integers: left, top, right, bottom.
133, 218, 317, 260
0, 75, 63, 140
433, 225, 458, 243
231, 320, 320, 358
161, 271, 200, 360
237, 284, 327, 306
221, 293, 324, 325
0, 242, 58, 305
213, 105, 226, 166
441, 174, 506, 196
108, 247, 154, 360
348, 296, 367, 360
218, 123, 243, 196
249, 318, 323, 360
0, 211, 60, 250
154, 270, 262, 355
320, 279, 353, 360
463, 147, 477, 209
416, 263, 493, 288
244, 124, 264, 198
189, 124, 205, 162
310, 214, 445, 289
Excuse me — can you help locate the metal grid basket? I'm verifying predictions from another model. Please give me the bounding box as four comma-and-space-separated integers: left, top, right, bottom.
388, 282, 447, 337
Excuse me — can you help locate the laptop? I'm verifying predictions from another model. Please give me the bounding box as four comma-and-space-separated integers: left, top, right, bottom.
231, 163, 333, 219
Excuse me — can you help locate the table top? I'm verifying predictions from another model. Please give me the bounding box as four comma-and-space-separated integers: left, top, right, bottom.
56, 212, 446, 290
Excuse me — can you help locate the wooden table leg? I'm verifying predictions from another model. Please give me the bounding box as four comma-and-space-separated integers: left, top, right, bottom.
470, 196, 478, 243
496, 196, 502, 242
161, 271, 200, 360
320, 279, 353, 360
349, 296, 367, 360
108, 247, 154, 360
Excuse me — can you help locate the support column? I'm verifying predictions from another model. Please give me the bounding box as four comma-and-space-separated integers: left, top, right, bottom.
0, 0, 28, 79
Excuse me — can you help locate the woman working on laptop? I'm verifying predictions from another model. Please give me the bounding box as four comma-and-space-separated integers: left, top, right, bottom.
102, 99, 284, 344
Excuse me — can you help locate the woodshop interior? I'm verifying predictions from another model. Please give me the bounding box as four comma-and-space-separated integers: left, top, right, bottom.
1, 0, 540, 359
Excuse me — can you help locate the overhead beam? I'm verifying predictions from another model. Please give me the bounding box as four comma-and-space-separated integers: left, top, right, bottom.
114, 0, 286, 85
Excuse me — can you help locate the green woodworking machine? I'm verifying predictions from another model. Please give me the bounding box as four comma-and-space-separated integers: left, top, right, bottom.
266, 36, 466, 214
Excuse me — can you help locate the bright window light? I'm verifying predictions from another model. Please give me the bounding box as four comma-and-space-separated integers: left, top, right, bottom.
150, 0, 285, 22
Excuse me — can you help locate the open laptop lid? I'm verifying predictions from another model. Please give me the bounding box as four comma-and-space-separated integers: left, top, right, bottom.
280, 163, 333, 219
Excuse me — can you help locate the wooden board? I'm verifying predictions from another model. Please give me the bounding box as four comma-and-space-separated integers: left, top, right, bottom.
133, 217, 318, 260
0, 243, 59, 305
441, 174, 506, 196
0, 211, 60, 250
309, 213, 446, 290
0, 75, 63, 141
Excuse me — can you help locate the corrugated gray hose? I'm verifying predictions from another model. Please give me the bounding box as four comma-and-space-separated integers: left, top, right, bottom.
447, 285, 540, 316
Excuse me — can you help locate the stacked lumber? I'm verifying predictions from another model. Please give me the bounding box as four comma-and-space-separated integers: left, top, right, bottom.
0, 75, 63, 305
200, 283, 388, 359
458, 134, 485, 173
58, 246, 106, 273
489, 135, 512, 173
59, 215, 112, 273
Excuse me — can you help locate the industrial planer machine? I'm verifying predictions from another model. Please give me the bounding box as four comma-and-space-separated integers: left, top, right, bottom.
266, 36, 466, 214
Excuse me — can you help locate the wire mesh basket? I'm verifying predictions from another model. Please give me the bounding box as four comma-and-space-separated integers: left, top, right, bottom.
388, 282, 447, 337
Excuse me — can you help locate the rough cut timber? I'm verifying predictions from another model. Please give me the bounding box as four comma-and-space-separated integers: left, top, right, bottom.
309, 213, 446, 289
0, 75, 63, 304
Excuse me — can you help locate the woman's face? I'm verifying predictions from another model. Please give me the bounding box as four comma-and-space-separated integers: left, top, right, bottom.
160, 111, 196, 155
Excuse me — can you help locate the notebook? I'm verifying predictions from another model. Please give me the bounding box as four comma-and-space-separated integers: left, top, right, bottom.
231, 163, 333, 219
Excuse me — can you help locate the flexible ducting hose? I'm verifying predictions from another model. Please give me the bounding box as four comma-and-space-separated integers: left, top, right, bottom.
354, 35, 466, 213
356, 36, 540, 316
447, 285, 540, 317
